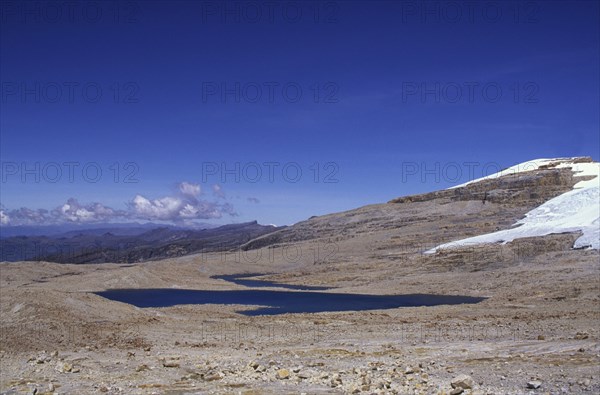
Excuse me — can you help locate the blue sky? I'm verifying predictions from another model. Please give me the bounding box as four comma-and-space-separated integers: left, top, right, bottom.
1, 0, 599, 227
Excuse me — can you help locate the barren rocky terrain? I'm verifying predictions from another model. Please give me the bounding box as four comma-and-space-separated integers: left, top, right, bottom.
1, 160, 598, 394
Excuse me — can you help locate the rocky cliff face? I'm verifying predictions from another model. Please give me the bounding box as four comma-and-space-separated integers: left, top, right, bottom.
390, 167, 577, 205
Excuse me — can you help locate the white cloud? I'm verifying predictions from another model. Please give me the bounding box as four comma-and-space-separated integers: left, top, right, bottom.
130, 195, 181, 220
0, 210, 10, 225
50, 198, 120, 223
213, 184, 225, 198
179, 182, 201, 197
2, 207, 48, 226
0, 199, 121, 226
128, 182, 237, 222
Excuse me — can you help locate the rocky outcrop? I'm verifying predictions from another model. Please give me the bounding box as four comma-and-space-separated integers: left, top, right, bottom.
390, 167, 577, 205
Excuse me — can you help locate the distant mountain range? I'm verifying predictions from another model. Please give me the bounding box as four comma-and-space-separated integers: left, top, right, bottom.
0, 222, 218, 239
0, 221, 280, 263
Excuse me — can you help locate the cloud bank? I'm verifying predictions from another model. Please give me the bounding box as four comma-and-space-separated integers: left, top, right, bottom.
0, 182, 237, 226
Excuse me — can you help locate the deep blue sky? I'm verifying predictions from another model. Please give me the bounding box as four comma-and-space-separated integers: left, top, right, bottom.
1, 0, 599, 227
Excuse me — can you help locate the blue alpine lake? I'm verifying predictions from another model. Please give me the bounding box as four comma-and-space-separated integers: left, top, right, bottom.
95, 287, 485, 316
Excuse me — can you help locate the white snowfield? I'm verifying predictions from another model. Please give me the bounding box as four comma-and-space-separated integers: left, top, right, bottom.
426, 158, 600, 253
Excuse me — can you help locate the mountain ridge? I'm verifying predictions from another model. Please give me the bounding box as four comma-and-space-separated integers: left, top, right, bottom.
240, 157, 597, 253
0, 221, 280, 263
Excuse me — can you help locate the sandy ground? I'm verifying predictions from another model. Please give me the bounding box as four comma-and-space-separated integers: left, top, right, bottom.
1, 232, 598, 395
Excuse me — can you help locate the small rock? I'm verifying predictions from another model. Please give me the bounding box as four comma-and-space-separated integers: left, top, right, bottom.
297, 371, 310, 380
136, 364, 149, 372
574, 332, 589, 340
451, 374, 474, 390
182, 372, 201, 380
330, 373, 342, 387
55, 362, 73, 373
162, 360, 180, 368
527, 380, 542, 389
450, 388, 464, 395
276, 369, 290, 380
582, 378, 591, 387
34, 352, 50, 364
537, 335, 545, 340
203, 373, 223, 381
405, 366, 415, 374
